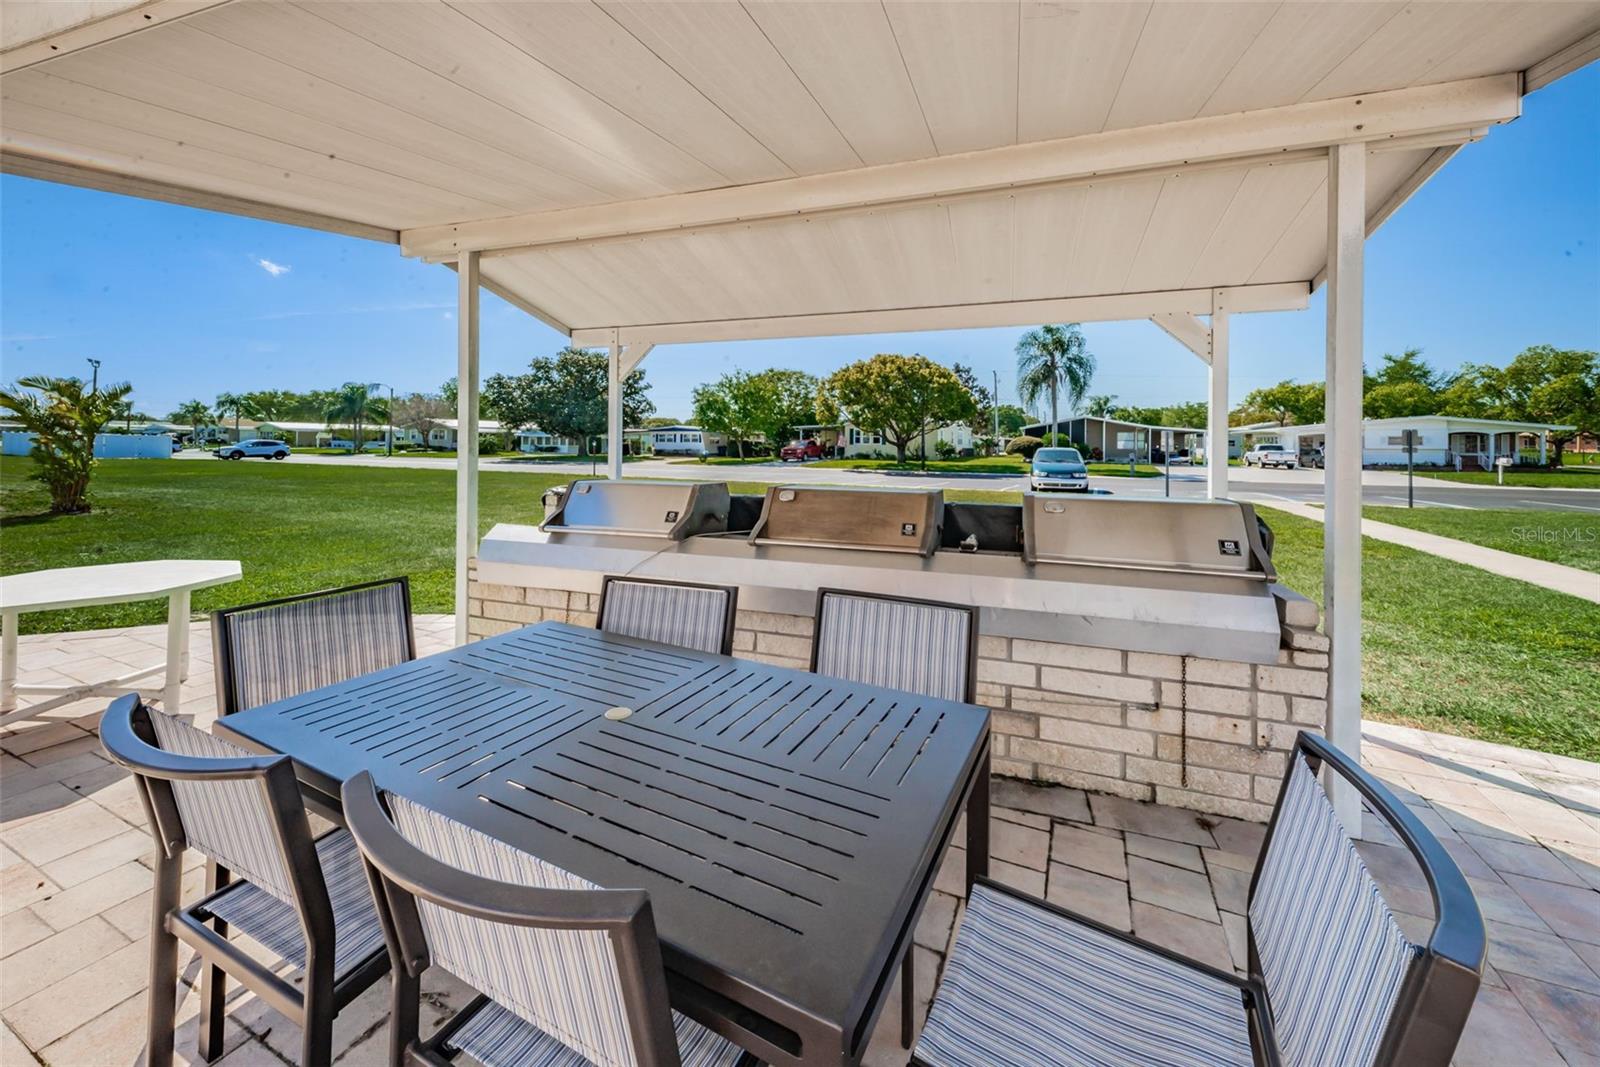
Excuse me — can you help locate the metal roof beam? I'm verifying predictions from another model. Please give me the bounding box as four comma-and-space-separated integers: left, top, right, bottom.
568, 283, 1308, 348
402, 75, 1520, 260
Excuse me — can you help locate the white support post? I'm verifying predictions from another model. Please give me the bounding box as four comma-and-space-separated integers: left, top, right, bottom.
454, 250, 480, 648
1325, 142, 1366, 832
1540, 432, 1548, 466
607, 331, 624, 480
1207, 294, 1230, 498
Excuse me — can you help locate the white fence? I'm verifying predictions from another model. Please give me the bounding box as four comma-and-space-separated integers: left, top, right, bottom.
2, 431, 173, 459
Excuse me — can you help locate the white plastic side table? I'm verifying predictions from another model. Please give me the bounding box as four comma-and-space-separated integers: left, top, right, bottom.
0, 560, 242, 725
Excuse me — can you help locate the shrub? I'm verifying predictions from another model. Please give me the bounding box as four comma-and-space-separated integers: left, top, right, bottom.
1006, 435, 1044, 458
975, 435, 998, 456
935, 439, 958, 459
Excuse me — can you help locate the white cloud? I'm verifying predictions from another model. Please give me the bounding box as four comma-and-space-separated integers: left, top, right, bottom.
256, 257, 291, 277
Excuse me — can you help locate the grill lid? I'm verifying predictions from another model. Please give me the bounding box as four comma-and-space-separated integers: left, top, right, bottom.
749, 486, 943, 557
541, 479, 730, 540
1022, 495, 1275, 580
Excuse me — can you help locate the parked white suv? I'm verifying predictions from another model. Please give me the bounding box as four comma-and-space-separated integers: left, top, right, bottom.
215, 438, 291, 460
1243, 443, 1296, 468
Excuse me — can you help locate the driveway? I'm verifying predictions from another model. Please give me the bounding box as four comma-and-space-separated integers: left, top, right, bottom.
172, 450, 1600, 511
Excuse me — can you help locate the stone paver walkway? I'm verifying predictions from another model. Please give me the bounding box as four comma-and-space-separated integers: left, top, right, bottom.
2, 619, 1596, 1065
1263, 497, 1600, 604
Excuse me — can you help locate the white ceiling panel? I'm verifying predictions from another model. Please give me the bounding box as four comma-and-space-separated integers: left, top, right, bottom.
3, 0, 1596, 339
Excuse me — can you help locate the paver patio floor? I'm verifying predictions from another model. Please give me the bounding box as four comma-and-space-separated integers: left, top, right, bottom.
2, 619, 1596, 1065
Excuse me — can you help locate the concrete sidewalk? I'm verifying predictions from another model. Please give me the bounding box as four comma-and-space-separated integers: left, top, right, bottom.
1263, 499, 1600, 603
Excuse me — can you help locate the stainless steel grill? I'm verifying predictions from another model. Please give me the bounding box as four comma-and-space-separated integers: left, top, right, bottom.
540, 479, 730, 540
748, 485, 943, 557
1021, 494, 1275, 580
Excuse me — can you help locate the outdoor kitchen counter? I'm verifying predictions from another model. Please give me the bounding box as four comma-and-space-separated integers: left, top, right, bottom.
475, 522, 1310, 665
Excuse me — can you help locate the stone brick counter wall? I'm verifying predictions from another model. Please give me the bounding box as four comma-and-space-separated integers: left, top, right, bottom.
467, 564, 1330, 823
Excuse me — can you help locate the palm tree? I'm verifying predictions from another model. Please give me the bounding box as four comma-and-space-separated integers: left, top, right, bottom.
323, 382, 388, 451
1084, 394, 1119, 418
1016, 324, 1094, 441
0, 375, 134, 513
173, 399, 210, 449
215, 391, 260, 442
111, 397, 135, 431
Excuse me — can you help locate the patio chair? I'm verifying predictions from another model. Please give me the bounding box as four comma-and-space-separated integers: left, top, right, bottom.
340, 770, 760, 1067
597, 575, 738, 656
98, 695, 389, 1067
810, 588, 979, 1047
911, 731, 1485, 1067
810, 589, 978, 704
212, 577, 415, 715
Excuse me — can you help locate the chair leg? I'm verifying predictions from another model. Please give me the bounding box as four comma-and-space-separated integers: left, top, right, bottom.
301, 996, 334, 1067
900, 950, 915, 1048
146, 850, 182, 1067
198, 861, 230, 1062
388, 967, 420, 1067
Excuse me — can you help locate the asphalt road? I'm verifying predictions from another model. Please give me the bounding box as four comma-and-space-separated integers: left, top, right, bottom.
175, 450, 1600, 512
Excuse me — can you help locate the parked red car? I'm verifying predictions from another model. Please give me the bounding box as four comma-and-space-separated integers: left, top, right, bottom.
780, 439, 824, 461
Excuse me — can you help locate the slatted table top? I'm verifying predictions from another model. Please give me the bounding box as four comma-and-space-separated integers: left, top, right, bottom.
216, 621, 990, 1065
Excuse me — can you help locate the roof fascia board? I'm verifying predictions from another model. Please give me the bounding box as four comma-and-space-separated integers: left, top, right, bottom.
0, 151, 399, 243
568, 283, 1309, 348
1525, 28, 1600, 93
0, 0, 236, 74
403, 75, 1520, 259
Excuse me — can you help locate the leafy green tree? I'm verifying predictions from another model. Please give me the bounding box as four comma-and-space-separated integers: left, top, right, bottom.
1016, 324, 1094, 435
172, 399, 211, 447
1163, 400, 1208, 428
816, 354, 975, 464
1, 375, 134, 513
323, 382, 388, 449
214, 391, 260, 441
514, 347, 653, 457
1235, 380, 1323, 426
693, 369, 818, 457
994, 404, 1030, 436
1363, 380, 1437, 419
951, 363, 995, 434
1369, 347, 1445, 389
1461, 346, 1598, 465
1083, 394, 1119, 418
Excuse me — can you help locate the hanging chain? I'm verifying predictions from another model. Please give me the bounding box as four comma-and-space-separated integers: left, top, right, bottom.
1179, 654, 1190, 788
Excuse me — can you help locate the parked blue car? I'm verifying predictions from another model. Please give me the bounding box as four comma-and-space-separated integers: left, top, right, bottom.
1030, 447, 1089, 491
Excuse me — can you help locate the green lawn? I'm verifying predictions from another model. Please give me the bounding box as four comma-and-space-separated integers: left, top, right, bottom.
1256, 505, 1599, 761
1363, 506, 1600, 574
1418, 469, 1600, 489
4, 457, 1594, 760
1562, 452, 1600, 467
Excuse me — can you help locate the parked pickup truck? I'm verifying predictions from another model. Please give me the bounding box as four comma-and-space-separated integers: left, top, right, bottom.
1243, 443, 1296, 468
779, 439, 824, 461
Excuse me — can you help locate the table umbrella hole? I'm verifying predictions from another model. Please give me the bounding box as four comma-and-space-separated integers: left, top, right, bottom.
605, 706, 633, 721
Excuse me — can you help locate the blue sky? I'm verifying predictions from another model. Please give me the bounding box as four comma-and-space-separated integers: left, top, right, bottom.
2, 64, 1595, 422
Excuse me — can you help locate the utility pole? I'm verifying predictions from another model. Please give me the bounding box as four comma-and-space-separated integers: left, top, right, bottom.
86, 358, 101, 394
992, 370, 1000, 442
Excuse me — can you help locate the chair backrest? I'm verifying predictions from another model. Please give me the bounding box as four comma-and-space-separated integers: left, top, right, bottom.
342, 773, 681, 1067
213, 578, 415, 714
98, 696, 321, 913
1249, 733, 1484, 1067
811, 589, 977, 703
598, 576, 736, 656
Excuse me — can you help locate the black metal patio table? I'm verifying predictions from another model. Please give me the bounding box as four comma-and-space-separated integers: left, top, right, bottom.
215, 620, 991, 1067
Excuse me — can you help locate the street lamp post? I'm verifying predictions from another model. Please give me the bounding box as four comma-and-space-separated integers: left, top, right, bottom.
374, 382, 396, 456
86, 358, 101, 394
